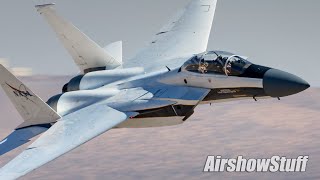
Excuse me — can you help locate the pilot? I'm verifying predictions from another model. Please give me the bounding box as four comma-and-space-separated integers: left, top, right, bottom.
216, 56, 228, 74
198, 58, 208, 73
225, 61, 232, 74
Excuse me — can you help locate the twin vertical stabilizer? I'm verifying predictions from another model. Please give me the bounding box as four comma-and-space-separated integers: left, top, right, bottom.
36, 3, 122, 73
0, 65, 60, 129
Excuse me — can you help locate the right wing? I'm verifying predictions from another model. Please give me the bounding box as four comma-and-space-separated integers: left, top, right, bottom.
0, 103, 136, 180
125, 0, 218, 71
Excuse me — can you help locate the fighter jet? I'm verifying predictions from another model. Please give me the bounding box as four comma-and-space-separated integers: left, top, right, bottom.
0, 0, 310, 179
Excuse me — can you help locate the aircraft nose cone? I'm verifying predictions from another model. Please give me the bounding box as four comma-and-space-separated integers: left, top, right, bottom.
263, 69, 310, 97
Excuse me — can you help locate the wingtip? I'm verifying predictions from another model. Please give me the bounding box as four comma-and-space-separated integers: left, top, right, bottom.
35, 3, 55, 9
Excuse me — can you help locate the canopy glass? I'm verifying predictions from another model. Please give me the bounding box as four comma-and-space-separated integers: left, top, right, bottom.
182, 51, 252, 76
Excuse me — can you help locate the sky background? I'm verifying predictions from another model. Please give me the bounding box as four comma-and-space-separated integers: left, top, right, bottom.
0, 0, 319, 86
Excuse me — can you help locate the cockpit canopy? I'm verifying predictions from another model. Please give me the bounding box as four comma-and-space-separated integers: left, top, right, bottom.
182, 51, 252, 76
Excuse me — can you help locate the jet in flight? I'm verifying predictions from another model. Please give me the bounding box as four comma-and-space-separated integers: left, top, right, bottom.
0, 0, 310, 179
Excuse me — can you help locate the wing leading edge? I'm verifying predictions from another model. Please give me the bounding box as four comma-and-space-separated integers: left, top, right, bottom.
0, 103, 136, 180
125, 0, 218, 71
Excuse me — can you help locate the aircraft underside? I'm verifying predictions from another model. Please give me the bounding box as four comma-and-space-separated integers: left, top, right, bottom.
116, 87, 268, 128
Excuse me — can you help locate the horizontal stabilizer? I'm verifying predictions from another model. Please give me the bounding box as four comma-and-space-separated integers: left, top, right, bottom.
36, 4, 121, 73
0, 65, 60, 129
0, 126, 49, 156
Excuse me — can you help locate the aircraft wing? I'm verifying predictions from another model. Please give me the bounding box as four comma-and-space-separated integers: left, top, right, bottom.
125, 0, 217, 71
0, 126, 49, 156
0, 103, 136, 180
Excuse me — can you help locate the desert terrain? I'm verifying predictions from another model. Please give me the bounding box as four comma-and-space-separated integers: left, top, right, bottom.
0, 76, 319, 180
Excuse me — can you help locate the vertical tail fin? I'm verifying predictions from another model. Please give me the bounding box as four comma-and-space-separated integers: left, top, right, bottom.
0, 65, 60, 129
35, 4, 122, 73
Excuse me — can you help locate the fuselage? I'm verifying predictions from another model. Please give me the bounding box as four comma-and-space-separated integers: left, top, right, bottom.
47, 50, 310, 128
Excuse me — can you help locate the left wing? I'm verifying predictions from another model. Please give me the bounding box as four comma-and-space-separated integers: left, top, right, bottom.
0, 103, 136, 180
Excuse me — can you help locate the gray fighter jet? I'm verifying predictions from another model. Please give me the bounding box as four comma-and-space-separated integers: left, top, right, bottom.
0, 0, 309, 179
